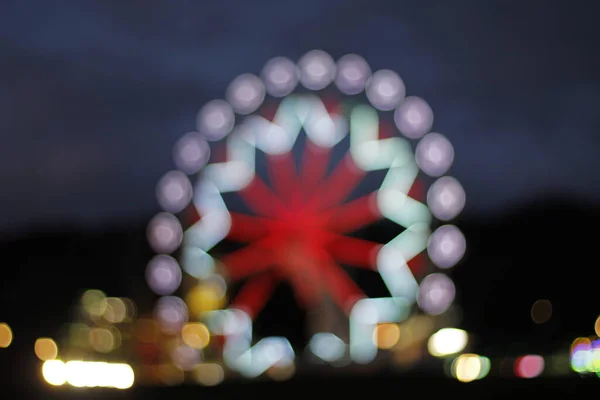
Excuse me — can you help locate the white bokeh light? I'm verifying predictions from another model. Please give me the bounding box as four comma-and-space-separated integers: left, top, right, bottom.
196, 100, 235, 141
428, 225, 466, 269
334, 54, 371, 95
146, 254, 182, 296
156, 170, 193, 213
154, 296, 188, 334
417, 273, 456, 316
415, 132, 454, 177
365, 69, 405, 111
173, 132, 211, 175
298, 50, 336, 90
226, 73, 266, 115
394, 96, 434, 139
261, 57, 299, 98
427, 176, 466, 221
172, 345, 202, 371
147, 212, 183, 254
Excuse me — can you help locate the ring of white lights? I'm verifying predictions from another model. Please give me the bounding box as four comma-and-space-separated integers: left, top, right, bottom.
147, 50, 467, 378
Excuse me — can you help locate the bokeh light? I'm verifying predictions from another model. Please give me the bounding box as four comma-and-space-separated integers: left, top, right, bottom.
90, 327, 121, 353
172, 345, 201, 371
146, 254, 182, 296
365, 69, 405, 111
42, 360, 67, 386
103, 297, 127, 324
261, 56, 298, 97
42, 360, 134, 389
157, 363, 185, 386
394, 96, 434, 139
415, 132, 454, 177
196, 100, 235, 141
427, 225, 466, 269
515, 355, 544, 378
226, 73, 265, 115
266, 363, 296, 381
147, 212, 183, 254
0, 323, 13, 348
173, 132, 211, 175
452, 354, 490, 382
156, 170, 193, 214
193, 363, 224, 386
181, 323, 211, 350
373, 323, 401, 349
417, 273, 456, 316
81, 290, 107, 317
530, 299, 553, 324
154, 296, 188, 334
35, 338, 58, 361
298, 50, 336, 90
334, 54, 371, 95
427, 176, 466, 221
427, 328, 468, 358
185, 280, 226, 317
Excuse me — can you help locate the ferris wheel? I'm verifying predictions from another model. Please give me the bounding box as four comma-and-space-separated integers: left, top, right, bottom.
145, 50, 467, 379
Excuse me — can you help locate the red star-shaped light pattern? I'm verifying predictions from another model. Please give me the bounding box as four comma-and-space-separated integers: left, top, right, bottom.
191, 102, 426, 321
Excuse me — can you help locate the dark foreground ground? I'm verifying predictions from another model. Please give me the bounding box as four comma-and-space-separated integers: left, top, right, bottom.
8, 376, 598, 400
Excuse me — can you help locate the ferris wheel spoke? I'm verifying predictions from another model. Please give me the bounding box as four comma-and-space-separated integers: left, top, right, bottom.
230, 272, 280, 320
299, 141, 332, 203
321, 192, 381, 233
221, 240, 274, 281
280, 252, 324, 309
287, 268, 322, 309
238, 174, 287, 217
318, 252, 366, 315
307, 153, 365, 211
227, 212, 271, 242
407, 252, 427, 276
266, 152, 298, 206
325, 234, 381, 270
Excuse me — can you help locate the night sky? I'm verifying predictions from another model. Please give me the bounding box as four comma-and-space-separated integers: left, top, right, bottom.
2, 0, 599, 234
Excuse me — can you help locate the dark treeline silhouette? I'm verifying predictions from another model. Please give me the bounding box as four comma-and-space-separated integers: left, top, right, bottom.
0, 196, 598, 394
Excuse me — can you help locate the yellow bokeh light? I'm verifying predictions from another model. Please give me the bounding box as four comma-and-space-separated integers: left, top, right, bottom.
266, 363, 296, 381
103, 298, 127, 323
452, 354, 490, 382
373, 323, 401, 349
182, 323, 211, 349
89, 328, 119, 353
42, 360, 67, 386
121, 298, 137, 321
531, 299, 552, 324
35, 338, 58, 361
157, 364, 185, 386
0, 323, 13, 348
186, 283, 226, 317
81, 290, 107, 317
594, 316, 600, 337
193, 363, 224, 386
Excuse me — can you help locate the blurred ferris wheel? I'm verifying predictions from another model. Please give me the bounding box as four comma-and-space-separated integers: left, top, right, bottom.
146, 50, 467, 379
